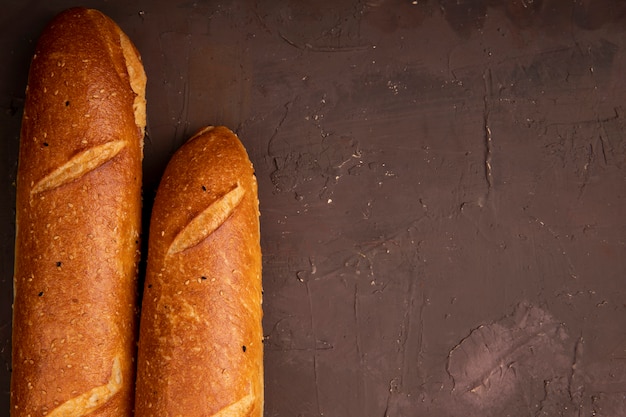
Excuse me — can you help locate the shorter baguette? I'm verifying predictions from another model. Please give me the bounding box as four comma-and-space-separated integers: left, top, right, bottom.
135, 126, 263, 417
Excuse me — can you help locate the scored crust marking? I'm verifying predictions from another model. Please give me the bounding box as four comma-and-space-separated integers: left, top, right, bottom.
167, 183, 245, 255
209, 392, 255, 417
47, 355, 123, 417
118, 30, 147, 138
31, 140, 126, 195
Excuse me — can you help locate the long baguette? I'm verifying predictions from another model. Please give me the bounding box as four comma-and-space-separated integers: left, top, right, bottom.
135, 126, 263, 416
12, 8, 146, 416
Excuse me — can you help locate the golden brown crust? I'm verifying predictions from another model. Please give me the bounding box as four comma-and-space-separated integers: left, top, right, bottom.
135, 126, 263, 417
12, 7, 145, 417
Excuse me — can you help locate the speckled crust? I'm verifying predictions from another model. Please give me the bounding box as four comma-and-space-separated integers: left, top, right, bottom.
12, 8, 145, 417
135, 126, 263, 417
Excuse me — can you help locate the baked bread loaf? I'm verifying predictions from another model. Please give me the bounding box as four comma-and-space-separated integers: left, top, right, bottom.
12, 7, 146, 416
135, 126, 263, 416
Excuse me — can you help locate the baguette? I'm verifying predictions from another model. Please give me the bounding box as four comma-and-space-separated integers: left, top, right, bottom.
12, 8, 146, 416
135, 126, 263, 416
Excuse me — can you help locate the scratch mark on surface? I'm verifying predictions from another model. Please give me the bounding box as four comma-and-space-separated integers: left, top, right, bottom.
595, 109, 619, 165
577, 143, 594, 200
568, 335, 584, 406
416, 290, 426, 373
158, 30, 192, 147
536, 378, 551, 415
267, 100, 295, 193
305, 280, 322, 416
353, 281, 362, 358
598, 134, 608, 165
399, 265, 423, 391
278, 32, 300, 49
178, 26, 193, 143
267, 100, 293, 161
482, 68, 494, 200
398, 278, 414, 386
382, 388, 392, 417
353, 281, 366, 416
278, 31, 370, 52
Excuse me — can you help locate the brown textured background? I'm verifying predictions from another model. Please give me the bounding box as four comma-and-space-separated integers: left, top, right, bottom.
1, 1, 625, 416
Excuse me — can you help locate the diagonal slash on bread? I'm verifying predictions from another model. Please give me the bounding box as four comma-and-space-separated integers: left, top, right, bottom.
210, 392, 254, 417
46, 356, 122, 417
118, 30, 147, 139
167, 182, 245, 255
30, 140, 126, 195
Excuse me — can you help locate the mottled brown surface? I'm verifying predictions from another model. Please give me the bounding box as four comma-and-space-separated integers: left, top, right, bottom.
1, 1, 625, 416
135, 126, 262, 416
10, 8, 144, 417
